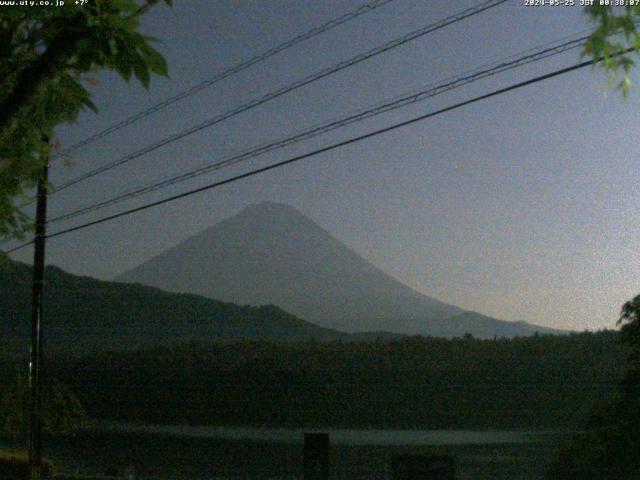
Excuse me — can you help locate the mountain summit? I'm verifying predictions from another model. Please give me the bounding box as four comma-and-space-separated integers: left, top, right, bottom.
118, 202, 557, 337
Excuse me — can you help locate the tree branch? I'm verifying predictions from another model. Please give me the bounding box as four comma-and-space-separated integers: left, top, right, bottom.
0, 16, 83, 139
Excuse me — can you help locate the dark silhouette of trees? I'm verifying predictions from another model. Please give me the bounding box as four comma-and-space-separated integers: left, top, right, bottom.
37, 331, 625, 431
547, 294, 640, 479
0, 368, 86, 437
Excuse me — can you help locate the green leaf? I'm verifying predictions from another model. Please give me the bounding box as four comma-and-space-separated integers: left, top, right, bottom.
131, 53, 150, 88
109, 0, 139, 14
114, 51, 133, 82
139, 42, 168, 76
140, 34, 159, 43
108, 37, 118, 56
0, 0, 170, 238
108, 12, 139, 31
622, 80, 631, 97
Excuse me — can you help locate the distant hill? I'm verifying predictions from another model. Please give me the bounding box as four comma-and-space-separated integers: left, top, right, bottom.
431, 311, 560, 338
118, 202, 561, 338
0, 259, 345, 357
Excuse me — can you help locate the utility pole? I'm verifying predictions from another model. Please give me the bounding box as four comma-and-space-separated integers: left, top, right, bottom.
29, 138, 49, 480
304, 433, 329, 480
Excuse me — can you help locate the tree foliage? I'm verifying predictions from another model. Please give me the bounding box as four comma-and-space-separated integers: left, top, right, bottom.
0, 259, 335, 358
547, 294, 640, 480
0, 0, 170, 240
43, 331, 625, 431
619, 294, 640, 348
584, 5, 640, 93
0, 367, 86, 438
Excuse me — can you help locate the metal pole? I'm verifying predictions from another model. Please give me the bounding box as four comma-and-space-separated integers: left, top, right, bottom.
29, 140, 49, 480
304, 433, 329, 480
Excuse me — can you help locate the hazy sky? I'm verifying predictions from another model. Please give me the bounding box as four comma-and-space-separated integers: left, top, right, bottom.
7, 0, 640, 331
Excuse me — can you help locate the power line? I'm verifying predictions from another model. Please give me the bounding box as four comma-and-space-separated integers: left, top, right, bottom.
41, 26, 597, 224
6, 239, 34, 254
52, 0, 396, 160
30, 55, 604, 246
45, 0, 508, 197
47, 33, 588, 225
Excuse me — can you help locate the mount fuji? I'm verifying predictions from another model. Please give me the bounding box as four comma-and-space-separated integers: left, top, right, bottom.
117, 202, 559, 338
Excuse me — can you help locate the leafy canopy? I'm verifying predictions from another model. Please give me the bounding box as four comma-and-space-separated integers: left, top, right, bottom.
584, 5, 640, 93
0, 368, 86, 438
618, 294, 640, 347
0, 0, 170, 240
546, 295, 640, 480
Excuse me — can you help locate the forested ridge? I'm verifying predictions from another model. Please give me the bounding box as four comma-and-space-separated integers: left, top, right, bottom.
0, 260, 344, 358
39, 331, 625, 430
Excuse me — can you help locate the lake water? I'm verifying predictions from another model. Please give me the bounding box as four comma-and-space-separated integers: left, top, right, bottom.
4, 423, 574, 479
95, 421, 569, 446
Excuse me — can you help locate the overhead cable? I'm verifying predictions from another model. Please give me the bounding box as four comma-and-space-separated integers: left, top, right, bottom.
48, 34, 587, 224
52, 0, 396, 160
46, 0, 508, 196
34, 54, 608, 246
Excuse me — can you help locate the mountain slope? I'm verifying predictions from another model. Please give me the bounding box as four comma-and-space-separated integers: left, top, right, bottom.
118, 202, 558, 337
0, 259, 344, 357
